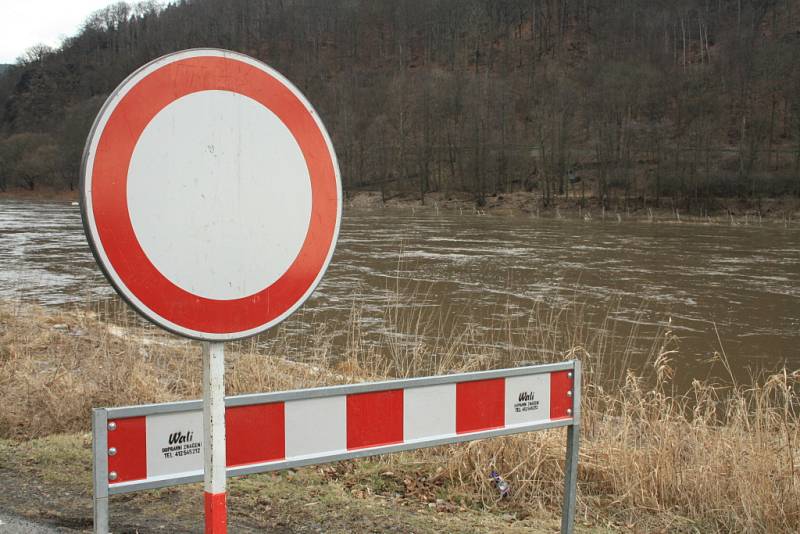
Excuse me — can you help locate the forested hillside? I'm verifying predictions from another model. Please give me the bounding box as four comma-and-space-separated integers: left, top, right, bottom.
1, 0, 799, 212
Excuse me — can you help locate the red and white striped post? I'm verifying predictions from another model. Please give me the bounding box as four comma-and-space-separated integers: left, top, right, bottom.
203, 342, 227, 533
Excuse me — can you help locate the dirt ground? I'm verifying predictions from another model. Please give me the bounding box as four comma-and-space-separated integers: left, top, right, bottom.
0, 435, 611, 533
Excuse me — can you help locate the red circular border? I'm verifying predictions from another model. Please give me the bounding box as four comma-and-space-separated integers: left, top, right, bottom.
89, 55, 338, 334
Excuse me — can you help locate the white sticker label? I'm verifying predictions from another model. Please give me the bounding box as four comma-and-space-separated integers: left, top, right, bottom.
146, 410, 204, 478
505, 374, 550, 426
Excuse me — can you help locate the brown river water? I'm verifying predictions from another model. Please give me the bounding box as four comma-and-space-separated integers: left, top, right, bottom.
1, 199, 798, 386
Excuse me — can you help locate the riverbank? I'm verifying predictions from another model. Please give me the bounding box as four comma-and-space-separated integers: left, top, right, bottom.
3, 187, 799, 225
1, 299, 797, 532
346, 190, 800, 224
0, 187, 79, 202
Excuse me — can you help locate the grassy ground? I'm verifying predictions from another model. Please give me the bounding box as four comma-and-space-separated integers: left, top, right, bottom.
0, 298, 798, 532
0, 434, 613, 533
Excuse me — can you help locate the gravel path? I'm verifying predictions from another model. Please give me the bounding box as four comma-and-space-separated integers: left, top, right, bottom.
0, 513, 62, 533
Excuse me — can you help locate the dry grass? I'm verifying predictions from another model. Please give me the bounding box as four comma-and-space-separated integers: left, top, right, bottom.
0, 296, 797, 532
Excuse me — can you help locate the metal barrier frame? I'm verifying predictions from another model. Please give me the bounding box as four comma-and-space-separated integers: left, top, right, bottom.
93, 360, 581, 533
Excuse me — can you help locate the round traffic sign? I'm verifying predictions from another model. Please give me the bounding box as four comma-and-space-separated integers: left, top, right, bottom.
80, 49, 341, 341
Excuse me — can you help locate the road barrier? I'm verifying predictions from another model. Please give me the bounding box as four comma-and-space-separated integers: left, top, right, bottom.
93, 360, 581, 533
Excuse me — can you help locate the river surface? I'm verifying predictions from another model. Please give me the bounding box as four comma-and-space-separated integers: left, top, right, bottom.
1, 199, 798, 384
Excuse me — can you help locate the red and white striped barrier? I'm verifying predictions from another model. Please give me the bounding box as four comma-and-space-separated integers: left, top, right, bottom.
93, 361, 581, 532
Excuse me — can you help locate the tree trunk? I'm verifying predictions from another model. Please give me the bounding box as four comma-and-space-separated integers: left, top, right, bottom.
767, 95, 776, 170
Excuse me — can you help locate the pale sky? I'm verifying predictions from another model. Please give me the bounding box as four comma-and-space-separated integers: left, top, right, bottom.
0, 1, 136, 64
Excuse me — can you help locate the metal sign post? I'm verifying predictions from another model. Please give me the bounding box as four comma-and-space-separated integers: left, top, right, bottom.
203, 342, 227, 531
81, 49, 342, 534
92, 361, 581, 533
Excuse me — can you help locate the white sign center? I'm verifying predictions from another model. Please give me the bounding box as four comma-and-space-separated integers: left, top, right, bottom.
127, 90, 312, 300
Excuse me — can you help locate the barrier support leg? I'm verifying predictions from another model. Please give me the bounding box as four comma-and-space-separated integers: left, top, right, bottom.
561, 360, 581, 534
560, 423, 579, 534
203, 342, 227, 534
92, 408, 109, 534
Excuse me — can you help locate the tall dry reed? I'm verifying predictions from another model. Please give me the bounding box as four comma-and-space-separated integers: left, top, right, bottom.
0, 295, 797, 532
